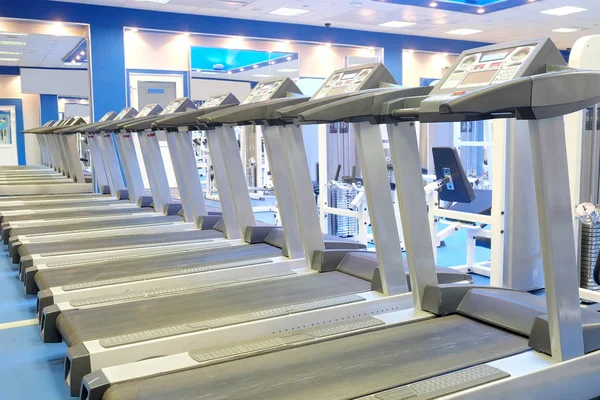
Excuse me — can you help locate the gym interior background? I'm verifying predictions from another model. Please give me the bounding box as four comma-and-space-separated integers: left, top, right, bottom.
1, 0, 600, 399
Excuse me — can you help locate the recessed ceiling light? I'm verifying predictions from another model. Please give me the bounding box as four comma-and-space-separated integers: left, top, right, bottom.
129, 28, 139, 32
0, 41, 26, 46
429, 2, 438, 7
446, 28, 483, 36
0, 32, 29, 36
54, 21, 64, 26
0, 58, 19, 62
286, 56, 292, 60
477, 8, 485, 14
269, 61, 276, 65
541, 6, 587, 16
378, 21, 416, 28
253, 74, 274, 78
76, 55, 81, 60
240, 68, 245, 71
253, 65, 258, 69
80, 51, 85, 56
284, 40, 291, 44
552, 27, 582, 33
270, 7, 310, 16
442, 52, 448, 56
0, 51, 21, 55
277, 68, 298, 72
227, 71, 233, 75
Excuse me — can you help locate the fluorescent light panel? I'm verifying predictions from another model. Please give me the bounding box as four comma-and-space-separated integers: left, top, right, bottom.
446, 28, 482, 36
551, 27, 581, 33
378, 21, 416, 28
253, 74, 274, 77
0, 51, 21, 55
0, 40, 26, 46
270, 7, 310, 16
277, 68, 298, 72
541, 6, 587, 16
0, 58, 19, 62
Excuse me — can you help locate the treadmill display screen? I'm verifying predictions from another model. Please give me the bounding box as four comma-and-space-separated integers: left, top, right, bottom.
459, 70, 498, 87
136, 104, 159, 118
201, 95, 227, 109
480, 51, 509, 63
98, 112, 116, 123
115, 107, 134, 120
160, 99, 185, 115
242, 81, 283, 105
313, 68, 373, 99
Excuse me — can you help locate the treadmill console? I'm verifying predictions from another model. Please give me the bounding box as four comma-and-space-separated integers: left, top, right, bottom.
313, 64, 395, 99
200, 93, 239, 109
241, 77, 302, 105
98, 111, 118, 123
418, 37, 567, 122
136, 103, 163, 118
160, 98, 197, 115
114, 107, 138, 120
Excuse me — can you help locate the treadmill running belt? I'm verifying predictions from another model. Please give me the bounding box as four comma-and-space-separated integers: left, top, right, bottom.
1, 207, 152, 223
56, 272, 371, 346
8, 215, 183, 237
19, 229, 222, 258
0, 199, 123, 212
103, 315, 529, 400
35, 243, 282, 290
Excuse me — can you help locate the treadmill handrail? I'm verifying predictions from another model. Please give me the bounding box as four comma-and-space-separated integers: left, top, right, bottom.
152, 104, 239, 130
197, 97, 310, 127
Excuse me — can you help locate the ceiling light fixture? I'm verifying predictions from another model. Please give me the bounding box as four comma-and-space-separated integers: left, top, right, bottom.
182, 32, 190, 37
325, 43, 332, 47
284, 40, 291, 44
541, 6, 587, 16
442, 52, 449, 56
227, 71, 233, 75
240, 68, 245, 71
253, 74, 274, 78
76, 55, 81, 60
269, 61, 275, 65
253, 65, 258, 69
445, 28, 483, 36
0, 51, 21, 55
129, 28, 139, 32
277, 68, 298, 72
429, 2, 438, 7
270, 7, 310, 16
0, 40, 26, 46
378, 21, 416, 28
477, 8, 485, 14
551, 27, 582, 33
408, 49, 415, 54
0, 57, 19, 62
80, 51, 85, 56
286, 56, 292, 60
54, 21, 64, 26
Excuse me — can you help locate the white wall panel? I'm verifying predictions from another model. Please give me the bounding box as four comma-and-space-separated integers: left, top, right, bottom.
20, 68, 90, 97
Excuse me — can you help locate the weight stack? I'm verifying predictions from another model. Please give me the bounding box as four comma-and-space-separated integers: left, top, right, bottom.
580, 223, 600, 291
330, 184, 359, 238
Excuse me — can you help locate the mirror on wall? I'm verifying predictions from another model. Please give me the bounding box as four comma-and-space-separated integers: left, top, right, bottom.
0, 18, 91, 166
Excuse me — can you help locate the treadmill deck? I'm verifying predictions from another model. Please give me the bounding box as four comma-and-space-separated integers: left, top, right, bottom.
56, 271, 371, 346
102, 315, 529, 400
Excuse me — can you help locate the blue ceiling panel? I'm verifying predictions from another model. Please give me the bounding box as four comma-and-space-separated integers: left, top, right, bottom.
372, 0, 536, 14
190, 47, 297, 73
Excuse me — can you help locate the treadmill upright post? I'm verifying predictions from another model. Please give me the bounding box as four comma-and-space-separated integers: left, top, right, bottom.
165, 131, 195, 222
353, 121, 408, 295
528, 116, 584, 361
386, 122, 439, 307
87, 134, 109, 194
97, 133, 126, 197
262, 125, 305, 259
174, 129, 209, 219
138, 129, 174, 212
215, 125, 257, 236
279, 124, 325, 269
116, 132, 146, 203
205, 128, 241, 239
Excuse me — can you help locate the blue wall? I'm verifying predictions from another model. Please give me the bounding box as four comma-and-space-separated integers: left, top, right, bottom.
39, 94, 58, 125
2, 0, 489, 122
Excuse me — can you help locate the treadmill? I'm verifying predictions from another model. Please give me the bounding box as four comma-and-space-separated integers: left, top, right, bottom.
0, 117, 93, 196
13, 98, 253, 279
44, 65, 470, 395
82, 37, 600, 400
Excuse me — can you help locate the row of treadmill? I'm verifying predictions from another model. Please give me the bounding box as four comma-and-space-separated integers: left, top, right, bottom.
1, 37, 600, 400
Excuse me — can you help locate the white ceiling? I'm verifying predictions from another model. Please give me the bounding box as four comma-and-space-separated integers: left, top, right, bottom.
0, 31, 87, 68
54, 0, 600, 49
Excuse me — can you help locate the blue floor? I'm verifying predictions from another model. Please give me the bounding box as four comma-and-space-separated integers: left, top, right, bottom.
0, 209, 491, 399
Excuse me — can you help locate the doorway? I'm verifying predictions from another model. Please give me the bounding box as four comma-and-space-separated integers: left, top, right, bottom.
0, 106, 18, 165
